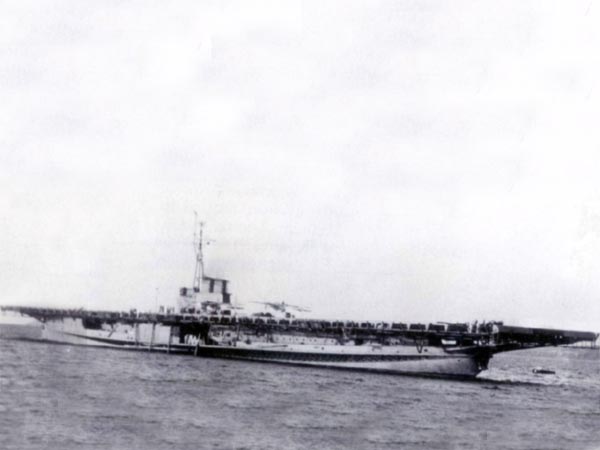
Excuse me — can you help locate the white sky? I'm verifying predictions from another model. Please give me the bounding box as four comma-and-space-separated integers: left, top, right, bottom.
2, 1, 600, 331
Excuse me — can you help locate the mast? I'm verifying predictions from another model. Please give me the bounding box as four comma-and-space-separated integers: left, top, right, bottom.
192, 213, 204, 294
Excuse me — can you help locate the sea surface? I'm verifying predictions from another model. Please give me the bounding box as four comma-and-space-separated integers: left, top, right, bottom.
1, 324, 599, 450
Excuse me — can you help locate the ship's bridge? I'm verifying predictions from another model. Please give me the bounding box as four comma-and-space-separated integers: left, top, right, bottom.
178, 275, 231, 313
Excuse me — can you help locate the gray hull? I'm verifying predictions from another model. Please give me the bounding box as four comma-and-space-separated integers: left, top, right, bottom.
38, 317, 487, 378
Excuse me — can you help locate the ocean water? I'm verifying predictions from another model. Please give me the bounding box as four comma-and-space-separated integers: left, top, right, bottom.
1, 325, 599, 450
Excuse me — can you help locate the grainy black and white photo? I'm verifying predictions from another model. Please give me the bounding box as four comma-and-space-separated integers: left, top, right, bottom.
1, 1, 599, 449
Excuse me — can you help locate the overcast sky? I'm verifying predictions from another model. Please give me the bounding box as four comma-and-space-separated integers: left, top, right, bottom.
2, 1, 600, 331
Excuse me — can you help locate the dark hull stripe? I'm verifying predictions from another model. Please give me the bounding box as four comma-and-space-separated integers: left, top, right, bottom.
193, 346, 461, 363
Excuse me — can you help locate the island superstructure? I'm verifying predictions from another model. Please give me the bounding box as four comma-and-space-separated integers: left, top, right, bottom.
2, 224, 597, 379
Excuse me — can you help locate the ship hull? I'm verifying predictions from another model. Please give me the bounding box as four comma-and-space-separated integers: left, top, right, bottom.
39, 317, 192, 354
36, 317, 486, 378
193, 344, 483, 378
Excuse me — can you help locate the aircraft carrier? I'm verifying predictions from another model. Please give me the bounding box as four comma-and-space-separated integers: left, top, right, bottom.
2, 224, 597, 379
